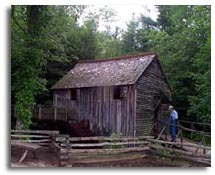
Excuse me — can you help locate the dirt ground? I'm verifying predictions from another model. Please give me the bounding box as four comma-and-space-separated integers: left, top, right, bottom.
11, 147, 207, 168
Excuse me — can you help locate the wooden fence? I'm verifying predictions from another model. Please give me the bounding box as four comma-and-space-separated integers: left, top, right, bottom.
12, 105, 76, 121
156, 120, 211, 154
53, 135, 153, 167
11, 129, 211, 166
53, 134, 211, 167
11, 130, 59, 163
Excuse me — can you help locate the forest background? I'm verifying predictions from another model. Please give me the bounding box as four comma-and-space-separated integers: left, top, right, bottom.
11, 5, 211, 129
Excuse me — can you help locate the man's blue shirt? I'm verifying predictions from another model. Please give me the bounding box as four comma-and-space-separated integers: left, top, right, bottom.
169, 110, 178, 124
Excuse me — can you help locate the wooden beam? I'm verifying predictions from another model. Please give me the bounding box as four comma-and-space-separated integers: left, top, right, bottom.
149, 145, 210, 159
12, 139, 51, 143
11, 134, 50, 138
18, 150, 28, 163
179, 120, 211, 127
156, 126, 166, 140
11, 130, 59, 135
69, 146, 150, 154
55, 136, 153, 142
60, 141, 149, 148
147, 138, 211, 150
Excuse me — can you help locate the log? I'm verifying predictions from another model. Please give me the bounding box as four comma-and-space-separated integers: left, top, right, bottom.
179, 125, 211, 136
156, 126, 166, 140
157, 120, 210, 136
12, 139, 51, 143
18, 150, 28, 163
62, 136, 154, 142
149, 145, 211, 159
179, 120, 211, 127
11, 134, 50, 138
69, 146, 150, 154
61, 141, 149, 148
147, 138, 211, 150
150, 148, 211, 166
60, 155, 69, 160
11, 130, 59, 135
52, 141, 61, 149
11, 141, 42, 150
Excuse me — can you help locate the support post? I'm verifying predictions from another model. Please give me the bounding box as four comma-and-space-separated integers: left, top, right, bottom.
203, 136, 206, 154
39, 105, 41, 120
14, 105, 16, 118
65, 108, 68, 121
54, 107, 57, 121
191, 123, 194, 139
60, 135, 70, 167
180, 129, 183, 149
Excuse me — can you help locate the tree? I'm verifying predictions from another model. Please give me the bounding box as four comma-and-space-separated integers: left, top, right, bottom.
12, 5, 51, 128
121, 14, 139, 54
154, 5, 211, 122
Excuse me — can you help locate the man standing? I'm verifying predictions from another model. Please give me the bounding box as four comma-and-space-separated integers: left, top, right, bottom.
169, 105, 178, 142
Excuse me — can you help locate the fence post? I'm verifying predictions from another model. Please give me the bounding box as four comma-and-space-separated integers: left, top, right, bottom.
180, 129, 183, 149
60, 135, 70, 167
54, 95, 58, 106
65, 108, 68, 121
14, 105, 16, 118
39, 105, 41, 120
191, 123, 194, 139
203, 136, 206, 154
54, 107, 57, 121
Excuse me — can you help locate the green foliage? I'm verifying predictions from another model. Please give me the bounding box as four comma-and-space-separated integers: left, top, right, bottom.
96, 31, 123, 58
11, 5, 211, 129
12, 6, 51, 128
188, 35, 211, 123
121, 17, 139, 53
107, 133, 125, 149
120, 5, 211, 124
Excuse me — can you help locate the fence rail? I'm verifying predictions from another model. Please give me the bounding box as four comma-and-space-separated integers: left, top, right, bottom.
156, 120, 211, 155
11, 105, 76, 121
11, 130, 59, 163
11, 129, 211, 166
53, 134, 151, 166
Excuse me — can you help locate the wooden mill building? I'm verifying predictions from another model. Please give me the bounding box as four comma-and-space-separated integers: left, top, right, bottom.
51, 53, 172, 137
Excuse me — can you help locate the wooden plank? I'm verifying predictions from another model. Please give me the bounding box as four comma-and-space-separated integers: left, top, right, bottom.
147, 138, 211, 150
11, 134, 50, 138
12, 139, 51, 143
11, 130, 59, 135
64, 141, 149, 148
179, 120, 211, 127
116, 101, 121, 135
56, 136, 153, 142
18, 150, 29, 163
112, 100, 116, 133
11, 141, 42, 150
69, 146, 150, 154
156, 126, 166, 140
150, 144, 210, 159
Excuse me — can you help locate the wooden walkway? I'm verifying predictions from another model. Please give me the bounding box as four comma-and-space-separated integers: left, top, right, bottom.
157, 120, 211, 155
161, 135, 207, 154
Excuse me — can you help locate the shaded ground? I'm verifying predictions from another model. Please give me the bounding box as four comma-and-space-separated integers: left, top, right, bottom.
11, 147, 59, 168
11, 147, 207, 168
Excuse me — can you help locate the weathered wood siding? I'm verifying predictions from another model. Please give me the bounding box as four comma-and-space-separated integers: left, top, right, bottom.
136, 59, 171, 136
53, 85, 136, 136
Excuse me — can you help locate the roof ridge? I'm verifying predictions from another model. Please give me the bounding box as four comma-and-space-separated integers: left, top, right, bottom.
78, 52, 157, 64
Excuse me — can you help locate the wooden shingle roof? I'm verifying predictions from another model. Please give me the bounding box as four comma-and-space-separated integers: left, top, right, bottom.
51, 53, 157, 89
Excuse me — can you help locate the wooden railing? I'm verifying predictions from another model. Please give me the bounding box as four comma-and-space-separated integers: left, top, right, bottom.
156, 120, 211, 154
53, 135, 153, 166
11, 105, 76, 121
11, 129, 211, 166
11, 130, 59, 163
